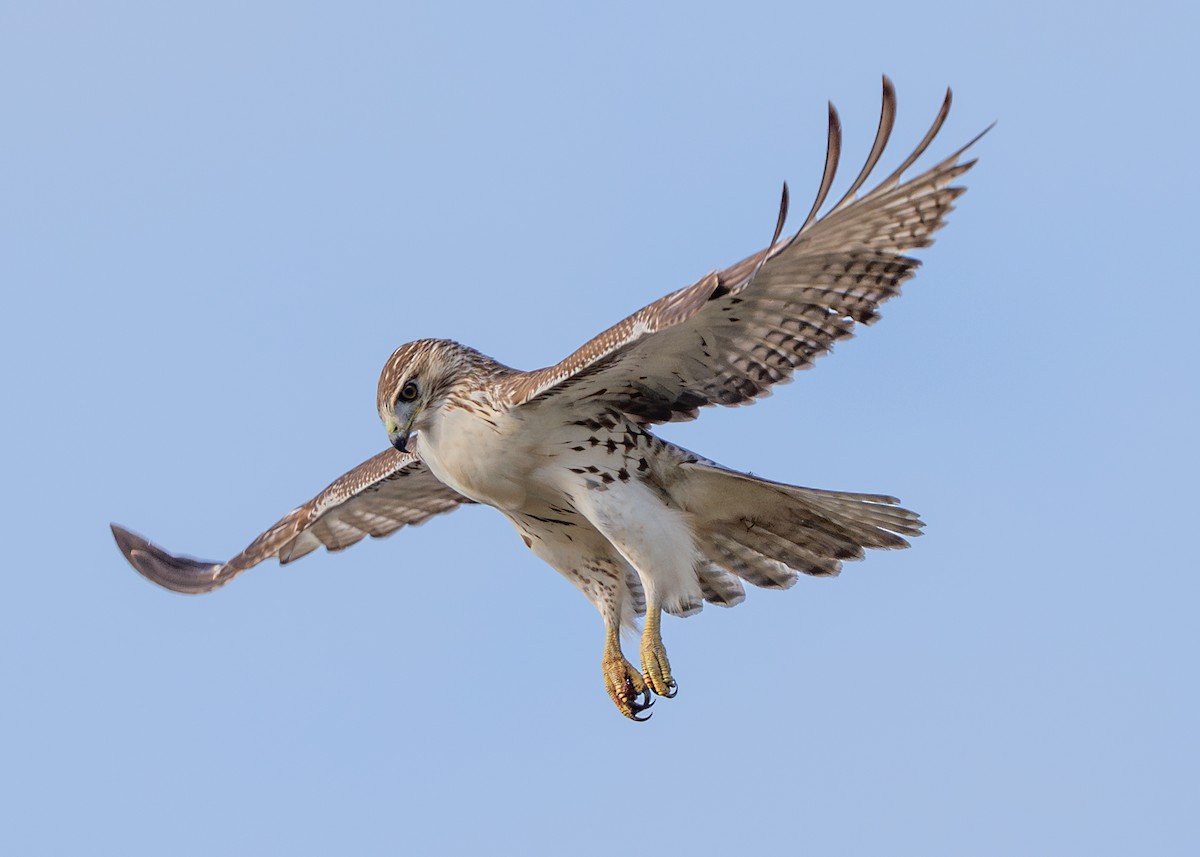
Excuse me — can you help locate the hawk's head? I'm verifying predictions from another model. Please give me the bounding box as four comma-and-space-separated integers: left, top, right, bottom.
376, 338, 496, 452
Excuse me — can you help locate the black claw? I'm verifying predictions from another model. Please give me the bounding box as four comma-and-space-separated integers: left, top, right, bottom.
628, 685, 655, 717
662, 680, 678, 699
614, 675, 655, 721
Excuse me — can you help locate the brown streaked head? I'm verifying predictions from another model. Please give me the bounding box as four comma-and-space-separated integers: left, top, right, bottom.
376, 338, 508, 451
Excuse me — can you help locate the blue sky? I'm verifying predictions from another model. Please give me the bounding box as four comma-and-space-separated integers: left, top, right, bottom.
3, 2, 1197, 854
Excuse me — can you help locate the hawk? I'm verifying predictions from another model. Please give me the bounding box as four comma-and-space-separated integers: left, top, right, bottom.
112, 78, 986, 720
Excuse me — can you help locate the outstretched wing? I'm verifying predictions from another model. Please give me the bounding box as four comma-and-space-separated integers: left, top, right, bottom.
501, 77, 988, 423
111, 446, 472, 594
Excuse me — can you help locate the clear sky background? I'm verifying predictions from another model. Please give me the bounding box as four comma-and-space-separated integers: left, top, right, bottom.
2, 2, 1196, 854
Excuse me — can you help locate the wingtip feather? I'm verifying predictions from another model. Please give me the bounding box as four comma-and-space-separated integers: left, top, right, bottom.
110, 523, 228, 595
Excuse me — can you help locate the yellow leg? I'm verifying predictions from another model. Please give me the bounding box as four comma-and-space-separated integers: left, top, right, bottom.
601, 626, 653, 721
640, 604, 677, 698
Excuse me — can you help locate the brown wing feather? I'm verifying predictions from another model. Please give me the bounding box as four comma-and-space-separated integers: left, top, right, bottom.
501, 78, 986, 424
111, 446, 472, 594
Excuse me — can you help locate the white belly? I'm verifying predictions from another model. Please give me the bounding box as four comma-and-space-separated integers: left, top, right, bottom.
420, 403, 705, 615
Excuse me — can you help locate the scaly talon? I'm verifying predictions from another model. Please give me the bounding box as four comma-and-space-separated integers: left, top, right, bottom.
602, 628, 653, 721
640, 605, 677, 698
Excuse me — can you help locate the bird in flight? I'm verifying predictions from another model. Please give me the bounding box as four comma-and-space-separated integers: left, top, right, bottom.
112, 77, 986, 720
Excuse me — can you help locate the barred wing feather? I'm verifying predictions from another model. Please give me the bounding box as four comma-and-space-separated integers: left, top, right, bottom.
111, 446, 471, 594
502, 77, 987, 425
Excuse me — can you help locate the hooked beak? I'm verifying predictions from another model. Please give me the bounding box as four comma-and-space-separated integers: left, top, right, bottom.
386, 415, 415, 453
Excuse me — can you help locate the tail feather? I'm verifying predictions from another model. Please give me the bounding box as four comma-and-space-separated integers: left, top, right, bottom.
624, 566, 647, 618
703, 532, 801, 589
697, 562, 748, 606
719, 525, 846, 577
681, 459, 923, 601
789, 486, 924, 543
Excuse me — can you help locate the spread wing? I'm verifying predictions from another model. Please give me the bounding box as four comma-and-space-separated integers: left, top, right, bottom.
501, 77, 988, 423
111, 446, 472, 594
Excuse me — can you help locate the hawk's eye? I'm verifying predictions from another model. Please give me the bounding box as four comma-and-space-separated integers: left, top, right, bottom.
398, 380, 419, 403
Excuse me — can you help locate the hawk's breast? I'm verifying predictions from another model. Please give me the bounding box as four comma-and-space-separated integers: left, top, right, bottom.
418, 404, 534, 511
